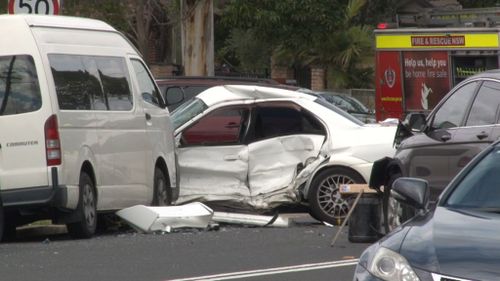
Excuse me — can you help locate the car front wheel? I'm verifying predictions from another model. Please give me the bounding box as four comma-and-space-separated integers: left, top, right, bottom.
308, 167, 365, 225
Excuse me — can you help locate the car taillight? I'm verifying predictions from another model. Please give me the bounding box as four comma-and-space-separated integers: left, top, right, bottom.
44, 115, 61, 166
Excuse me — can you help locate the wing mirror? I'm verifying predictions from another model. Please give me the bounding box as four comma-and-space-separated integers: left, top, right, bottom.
165, 87, 185, 106
404, 112, 427, 131
391, 177, 430, 211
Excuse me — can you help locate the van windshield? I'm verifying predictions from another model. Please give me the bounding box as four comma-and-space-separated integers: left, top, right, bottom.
0, 55, 41, 116
171, 98, 208, 129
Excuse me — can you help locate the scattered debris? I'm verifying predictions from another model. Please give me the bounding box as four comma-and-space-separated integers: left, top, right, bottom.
212, 212, 290, 227
116, 202, 214, 233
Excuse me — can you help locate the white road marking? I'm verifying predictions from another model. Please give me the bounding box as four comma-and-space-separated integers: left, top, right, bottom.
166, 259, 359, 281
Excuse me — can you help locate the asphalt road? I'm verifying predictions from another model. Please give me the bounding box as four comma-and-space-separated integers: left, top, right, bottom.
0, 214, 371, 281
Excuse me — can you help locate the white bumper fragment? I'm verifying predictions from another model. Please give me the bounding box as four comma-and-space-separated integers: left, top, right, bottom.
116, 202, 214, 233
212, 212, 290, 227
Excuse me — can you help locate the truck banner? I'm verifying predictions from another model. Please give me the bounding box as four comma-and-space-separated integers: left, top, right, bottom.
402, 51, 450, 111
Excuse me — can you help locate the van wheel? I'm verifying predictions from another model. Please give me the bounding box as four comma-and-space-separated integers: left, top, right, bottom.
153, 167, 170, 206
308, 167, 365, 225
67, 172, 97, 239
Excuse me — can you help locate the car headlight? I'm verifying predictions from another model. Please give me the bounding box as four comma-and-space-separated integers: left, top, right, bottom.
368, 247, 420, 281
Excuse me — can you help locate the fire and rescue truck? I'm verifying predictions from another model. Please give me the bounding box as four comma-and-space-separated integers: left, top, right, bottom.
375, 7, 500, 121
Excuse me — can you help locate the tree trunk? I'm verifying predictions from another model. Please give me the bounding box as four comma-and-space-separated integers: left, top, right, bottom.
181, 0, 214, 76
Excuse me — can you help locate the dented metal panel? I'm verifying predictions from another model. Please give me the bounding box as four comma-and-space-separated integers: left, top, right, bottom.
175, 135, 329, 210
248, 135, 325, 196
116, 202, 213, 233
176, 145, 249, 203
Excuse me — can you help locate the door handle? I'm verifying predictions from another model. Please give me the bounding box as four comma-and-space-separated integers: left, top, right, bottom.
441, 134, 451, 141
225, 122, 239, 129
476, 131, 489, 140
145, 113, 151, 120
223, 155, 239, 161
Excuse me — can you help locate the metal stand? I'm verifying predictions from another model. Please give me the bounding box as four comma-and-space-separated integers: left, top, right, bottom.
330, 190, 364, 247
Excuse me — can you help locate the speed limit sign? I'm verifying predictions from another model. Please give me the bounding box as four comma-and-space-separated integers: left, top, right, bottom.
8, 0, 60, 15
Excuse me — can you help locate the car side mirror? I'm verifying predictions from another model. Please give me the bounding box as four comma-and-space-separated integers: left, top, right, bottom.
404, 112, 426, 132
391, 177, 430, 211
165, 87, 184, 106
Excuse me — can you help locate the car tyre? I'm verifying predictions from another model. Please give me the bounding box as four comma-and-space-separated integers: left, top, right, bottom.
383, 173, 414, 233
67, 172, 97, 239
308, 167, 365, 225
153, 167, 171, 206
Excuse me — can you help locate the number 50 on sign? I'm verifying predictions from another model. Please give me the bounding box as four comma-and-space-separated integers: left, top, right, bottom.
8, 0, 60, 15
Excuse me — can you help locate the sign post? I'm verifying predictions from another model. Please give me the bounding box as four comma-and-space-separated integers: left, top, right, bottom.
8, 0, 60, 15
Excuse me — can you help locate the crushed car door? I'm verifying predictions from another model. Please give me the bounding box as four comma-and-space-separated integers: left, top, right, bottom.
247, 102, 326, 198
176, 106, 251, 202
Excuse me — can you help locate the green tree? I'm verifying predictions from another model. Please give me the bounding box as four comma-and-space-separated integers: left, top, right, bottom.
62, 0, 178, 64
221, 0, 373, 88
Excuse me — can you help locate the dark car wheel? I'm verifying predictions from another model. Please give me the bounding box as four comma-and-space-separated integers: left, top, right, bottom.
153, 167, 171, 206
383, 173, 414, 233
308, 167, 365, 225
67, 172, 97, 239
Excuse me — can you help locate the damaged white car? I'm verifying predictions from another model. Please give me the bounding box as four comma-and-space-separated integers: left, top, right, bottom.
171, 85, 396, 224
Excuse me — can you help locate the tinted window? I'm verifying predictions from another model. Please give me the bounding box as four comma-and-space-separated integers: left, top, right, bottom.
50, 55, 133, 111
96, 57, 132, 111
182, 107, 248, 146
131, 59, 164, 108
432, 82, 478, 129
466, 81, 500, 126
254, 104, 325, 140
50, 55, 103, 110
0, 55, 41, 115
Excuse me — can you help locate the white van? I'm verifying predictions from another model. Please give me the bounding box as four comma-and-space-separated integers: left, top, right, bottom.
0, 15, 177, 239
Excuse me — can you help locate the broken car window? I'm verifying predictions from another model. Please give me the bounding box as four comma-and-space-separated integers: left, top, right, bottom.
171, 98, 208, 129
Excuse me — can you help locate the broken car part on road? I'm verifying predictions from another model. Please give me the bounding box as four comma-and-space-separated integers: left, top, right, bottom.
117, 203, 294, 233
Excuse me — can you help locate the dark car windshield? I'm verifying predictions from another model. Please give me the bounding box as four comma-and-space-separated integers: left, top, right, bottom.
171, 98, 208, 129
445, 145, 500, 209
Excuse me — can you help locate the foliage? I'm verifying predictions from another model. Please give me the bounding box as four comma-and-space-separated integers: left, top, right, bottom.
220, 0, 373, 88
62, 0, 177, 64
217, 28, 273, 76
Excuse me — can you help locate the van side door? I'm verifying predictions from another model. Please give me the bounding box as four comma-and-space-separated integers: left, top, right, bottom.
93, 56, 149, 209
130, 58, 176, 200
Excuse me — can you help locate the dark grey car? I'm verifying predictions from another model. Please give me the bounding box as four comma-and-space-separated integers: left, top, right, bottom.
356, 141, 500, 281
371, 70, 500, 232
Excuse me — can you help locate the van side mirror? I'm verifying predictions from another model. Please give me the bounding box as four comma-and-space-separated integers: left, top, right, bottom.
391, 177, 430, 211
